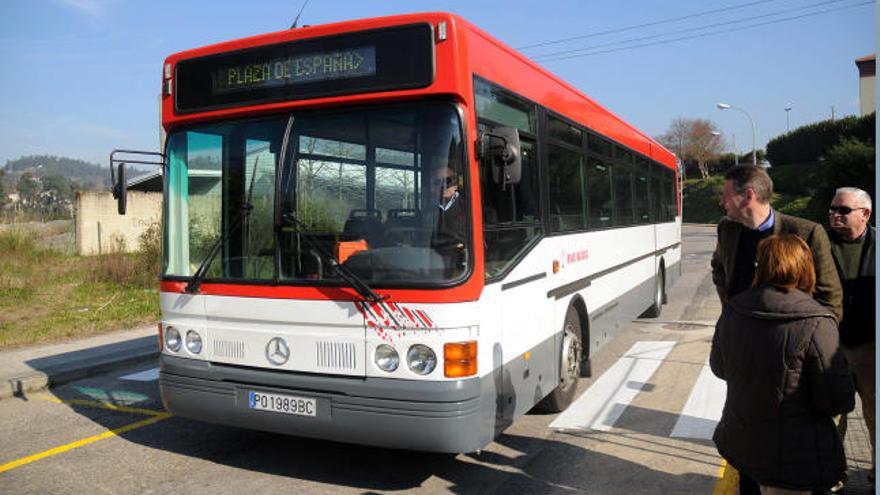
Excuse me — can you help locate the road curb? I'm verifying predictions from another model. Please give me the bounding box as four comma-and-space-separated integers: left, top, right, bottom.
1, 346, 158, 401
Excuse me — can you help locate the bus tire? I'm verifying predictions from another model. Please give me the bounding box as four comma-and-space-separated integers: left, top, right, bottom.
536, 306, 582, 413
642, 267, 665, 318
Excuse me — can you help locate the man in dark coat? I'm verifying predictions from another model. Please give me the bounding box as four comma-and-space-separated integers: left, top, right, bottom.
428, 165, 467, 278
827, 187, 875, 483
711, 166, 843, 318
710, 166, 844, 494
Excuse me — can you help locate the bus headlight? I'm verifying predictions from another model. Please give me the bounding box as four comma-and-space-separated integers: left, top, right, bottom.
164, 326, 181, 352
185, 330, 202, 354
374, 344, 399, 372
406, 344, 437, 375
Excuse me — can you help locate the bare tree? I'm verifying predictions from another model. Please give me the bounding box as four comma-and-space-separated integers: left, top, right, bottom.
658, 118, 724, 179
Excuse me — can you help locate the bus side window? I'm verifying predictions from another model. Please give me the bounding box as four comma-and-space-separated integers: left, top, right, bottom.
479, 137, 542, 278
474, 77, 544, 279
514, 140, 539, 221
480, 138, 538, 224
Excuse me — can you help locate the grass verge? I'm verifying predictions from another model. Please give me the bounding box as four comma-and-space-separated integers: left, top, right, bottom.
0, 226, 161, 349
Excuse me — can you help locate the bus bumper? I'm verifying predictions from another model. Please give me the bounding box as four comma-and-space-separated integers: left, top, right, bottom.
159, 354, 495, 453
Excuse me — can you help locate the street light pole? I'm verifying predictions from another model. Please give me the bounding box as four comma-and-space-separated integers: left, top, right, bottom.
710, 131, 722, 176
717, 102, 757, 167
784, 104, 792, 132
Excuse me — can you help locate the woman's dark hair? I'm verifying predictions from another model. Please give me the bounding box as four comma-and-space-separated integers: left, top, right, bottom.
753, 234, 816, 294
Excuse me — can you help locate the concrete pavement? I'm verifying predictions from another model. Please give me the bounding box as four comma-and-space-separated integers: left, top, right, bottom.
0, 325, 158, 400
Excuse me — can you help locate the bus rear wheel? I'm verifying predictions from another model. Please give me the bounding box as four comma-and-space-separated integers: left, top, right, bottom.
642, 268, 664, 318
536, 306, 582, 413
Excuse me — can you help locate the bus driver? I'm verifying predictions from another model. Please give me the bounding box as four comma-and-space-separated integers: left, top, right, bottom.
428, 164, 467, 276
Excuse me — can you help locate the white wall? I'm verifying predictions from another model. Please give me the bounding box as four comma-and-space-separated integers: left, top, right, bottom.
75, 191, 162, 255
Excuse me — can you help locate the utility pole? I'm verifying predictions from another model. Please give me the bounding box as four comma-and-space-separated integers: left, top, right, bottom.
831, 105, 836, 121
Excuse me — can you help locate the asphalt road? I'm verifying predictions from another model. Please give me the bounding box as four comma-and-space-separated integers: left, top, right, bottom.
0, 225, 871, 494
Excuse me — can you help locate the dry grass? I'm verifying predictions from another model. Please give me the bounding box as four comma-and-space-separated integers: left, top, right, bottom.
0, 224, 161, 348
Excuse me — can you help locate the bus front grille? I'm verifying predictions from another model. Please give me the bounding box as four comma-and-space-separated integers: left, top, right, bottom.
316, 341, 357, 370
213, 339, 246, 360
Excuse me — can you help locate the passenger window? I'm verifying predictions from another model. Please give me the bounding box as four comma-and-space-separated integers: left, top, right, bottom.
633, 157, 650, 224
548, 144, 585, 231
649, 170, 661, 222
613, 161, 633, 226
588, 133, 612, 158
587, 157, 612, 228
474, 78, 536, 134
548, 118, 583, 147
664, 169, 678, 220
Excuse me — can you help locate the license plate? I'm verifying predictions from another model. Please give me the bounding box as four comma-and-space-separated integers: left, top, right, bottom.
248, 391, 316, 417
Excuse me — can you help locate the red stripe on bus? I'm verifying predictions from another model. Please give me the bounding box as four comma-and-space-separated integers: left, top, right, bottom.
416, 310, 434, 328
159, 280, 483, 303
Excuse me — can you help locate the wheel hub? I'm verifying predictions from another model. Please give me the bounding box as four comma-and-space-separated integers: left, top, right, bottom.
560, 326, 581, 387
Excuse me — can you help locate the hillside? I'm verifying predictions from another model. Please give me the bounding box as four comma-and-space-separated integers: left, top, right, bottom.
4, 155, 109, 190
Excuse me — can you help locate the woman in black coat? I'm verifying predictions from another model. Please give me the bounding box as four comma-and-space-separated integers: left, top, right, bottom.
711, 234, 855, 495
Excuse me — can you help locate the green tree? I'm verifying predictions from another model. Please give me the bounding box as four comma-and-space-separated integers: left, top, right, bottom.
42, 175, 76, 201
766, 112, 875, 166
17, 172, 41, 208
39, 175, 77, 219
801, 138, 876, 222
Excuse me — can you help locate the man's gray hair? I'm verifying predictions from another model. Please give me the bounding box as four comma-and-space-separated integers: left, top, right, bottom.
834, 187, 873, 210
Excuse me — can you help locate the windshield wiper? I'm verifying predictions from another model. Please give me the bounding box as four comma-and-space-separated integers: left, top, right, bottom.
185, 157, 261, 294
280, 211, 385, 303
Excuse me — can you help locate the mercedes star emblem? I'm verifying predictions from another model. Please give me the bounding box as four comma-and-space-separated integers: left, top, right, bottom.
265, 337, 290, 365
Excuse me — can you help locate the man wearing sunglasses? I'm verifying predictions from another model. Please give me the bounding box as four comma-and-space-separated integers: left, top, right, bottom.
828, 187, 875, 488
427, 165, 467, 276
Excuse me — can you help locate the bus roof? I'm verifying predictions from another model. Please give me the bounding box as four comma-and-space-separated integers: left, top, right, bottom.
162, 12, 675, 168
454, 15, 675, 167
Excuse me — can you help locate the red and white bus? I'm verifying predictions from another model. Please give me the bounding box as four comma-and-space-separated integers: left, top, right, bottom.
115, 12, 681, 453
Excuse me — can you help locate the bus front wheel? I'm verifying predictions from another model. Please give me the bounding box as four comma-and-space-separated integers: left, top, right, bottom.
536, 306, 582, 413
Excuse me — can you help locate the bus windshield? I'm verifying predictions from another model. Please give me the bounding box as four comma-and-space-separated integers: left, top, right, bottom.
163, 102, 470, 288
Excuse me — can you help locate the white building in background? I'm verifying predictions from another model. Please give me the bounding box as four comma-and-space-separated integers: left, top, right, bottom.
855, 54, 876, 116
74, 170, 163, 256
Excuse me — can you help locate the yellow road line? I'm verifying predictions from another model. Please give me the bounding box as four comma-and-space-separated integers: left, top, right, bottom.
39, 395, 166, 417
712, 459, 739, 495
0, 413, 171, 474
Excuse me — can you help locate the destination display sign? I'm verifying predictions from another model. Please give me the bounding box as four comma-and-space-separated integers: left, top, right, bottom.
175, 24, 434, 113
213, 46, 377, 94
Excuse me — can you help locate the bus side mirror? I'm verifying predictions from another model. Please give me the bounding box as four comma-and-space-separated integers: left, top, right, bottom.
479, 126, 522, 189
109, 149, 164, 216
113, 162, 127, 215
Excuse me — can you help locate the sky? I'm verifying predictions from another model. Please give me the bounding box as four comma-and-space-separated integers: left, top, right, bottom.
0, 0, 875, 169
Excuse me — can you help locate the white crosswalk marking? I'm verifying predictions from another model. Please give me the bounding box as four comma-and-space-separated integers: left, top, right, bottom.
670, 359, 726, 440
550, 341, 676, 431
119, 367, 159, 381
